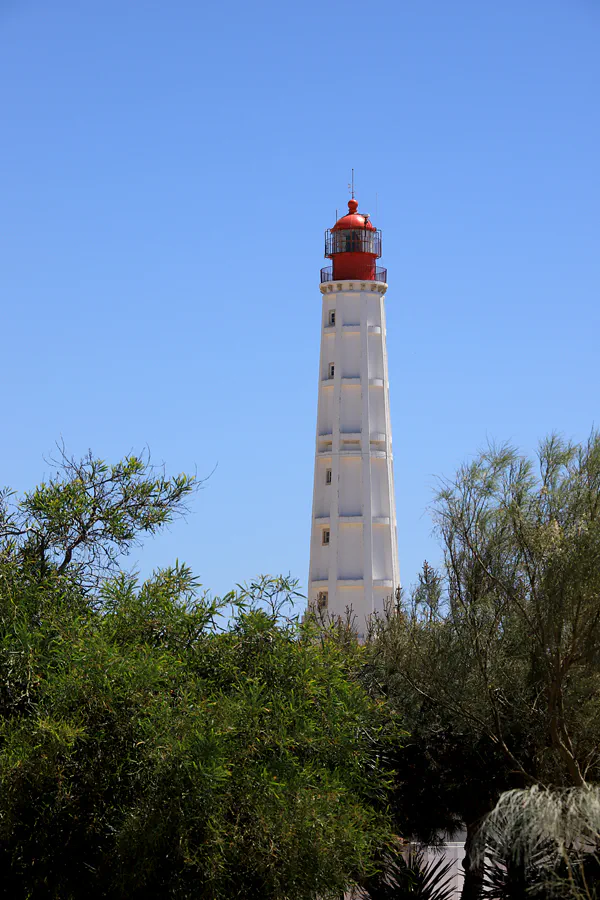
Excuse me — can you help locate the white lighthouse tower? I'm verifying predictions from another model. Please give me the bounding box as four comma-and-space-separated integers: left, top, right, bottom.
308, 197, 400, 633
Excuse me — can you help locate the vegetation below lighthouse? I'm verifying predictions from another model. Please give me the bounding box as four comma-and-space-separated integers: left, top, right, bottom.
2, 432, 600, 898
0, 450, 396, 899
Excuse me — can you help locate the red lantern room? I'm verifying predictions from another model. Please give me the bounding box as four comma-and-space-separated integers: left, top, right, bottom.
321, 198, 386, 283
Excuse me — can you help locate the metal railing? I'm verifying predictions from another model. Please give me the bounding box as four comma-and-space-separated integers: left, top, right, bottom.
320, 266, 387, 284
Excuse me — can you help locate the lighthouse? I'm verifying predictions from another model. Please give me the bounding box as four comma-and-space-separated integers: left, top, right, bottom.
308, 197, 400, 633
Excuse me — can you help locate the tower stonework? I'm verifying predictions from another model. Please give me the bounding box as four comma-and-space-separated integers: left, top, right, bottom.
308, 199, 399, 633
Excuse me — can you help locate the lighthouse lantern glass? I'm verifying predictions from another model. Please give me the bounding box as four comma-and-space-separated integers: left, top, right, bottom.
325, 229, 382, 257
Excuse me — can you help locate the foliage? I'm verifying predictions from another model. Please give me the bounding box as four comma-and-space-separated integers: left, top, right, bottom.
369, 432, 600, 784
363, 843, 456, 900
365, 433, 600, 899
0, 446, 195, 590
430, 433, 600, 786
477, 787, 600, 867
476, 788, 600, 900
0, 451, 398, 899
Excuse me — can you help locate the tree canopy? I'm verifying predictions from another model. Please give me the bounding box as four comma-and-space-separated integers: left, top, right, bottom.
366, 433, 600, 899
4, 433, 600, 900
0, 451, 397, 899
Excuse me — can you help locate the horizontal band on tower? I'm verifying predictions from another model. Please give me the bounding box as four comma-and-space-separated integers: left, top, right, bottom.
319, 281, 387, 294
309, 578, 394, 589
312, 515, 390, 526
315, 450, 393, 458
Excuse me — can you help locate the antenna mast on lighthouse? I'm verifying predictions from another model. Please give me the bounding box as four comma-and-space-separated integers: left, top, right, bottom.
308, 194, 400, 634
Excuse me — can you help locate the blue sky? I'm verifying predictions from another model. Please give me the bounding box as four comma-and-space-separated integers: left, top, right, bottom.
1, 0, 598, 605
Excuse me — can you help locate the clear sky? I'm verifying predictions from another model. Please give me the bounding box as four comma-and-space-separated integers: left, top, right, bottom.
1, 0, 599, 605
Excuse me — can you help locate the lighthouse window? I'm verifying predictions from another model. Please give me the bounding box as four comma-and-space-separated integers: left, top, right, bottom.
328, 363, 335, 379
322, 529, 330, 546
328, 310, 336, 326
317, 591, 328, 610
325, 468, 332, 484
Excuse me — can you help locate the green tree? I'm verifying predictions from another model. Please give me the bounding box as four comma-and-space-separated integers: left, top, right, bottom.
0, 451, 397, 899
367, 433, 600, 900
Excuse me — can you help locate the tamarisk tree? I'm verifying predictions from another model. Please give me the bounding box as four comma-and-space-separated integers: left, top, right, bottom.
368, 432, 600, 899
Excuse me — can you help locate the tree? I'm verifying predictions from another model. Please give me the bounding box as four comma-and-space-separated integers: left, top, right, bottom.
475, 786, 600, 899
0, 447, 195, 591
432, 433, 600, 786
0, 451, 397, 899
366, 433, 600, 899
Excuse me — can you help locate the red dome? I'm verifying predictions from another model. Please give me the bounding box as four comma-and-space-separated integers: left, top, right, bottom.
331, 198, 376, 232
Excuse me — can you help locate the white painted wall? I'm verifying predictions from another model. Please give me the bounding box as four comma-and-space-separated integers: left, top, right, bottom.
308, 278, 400, 635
